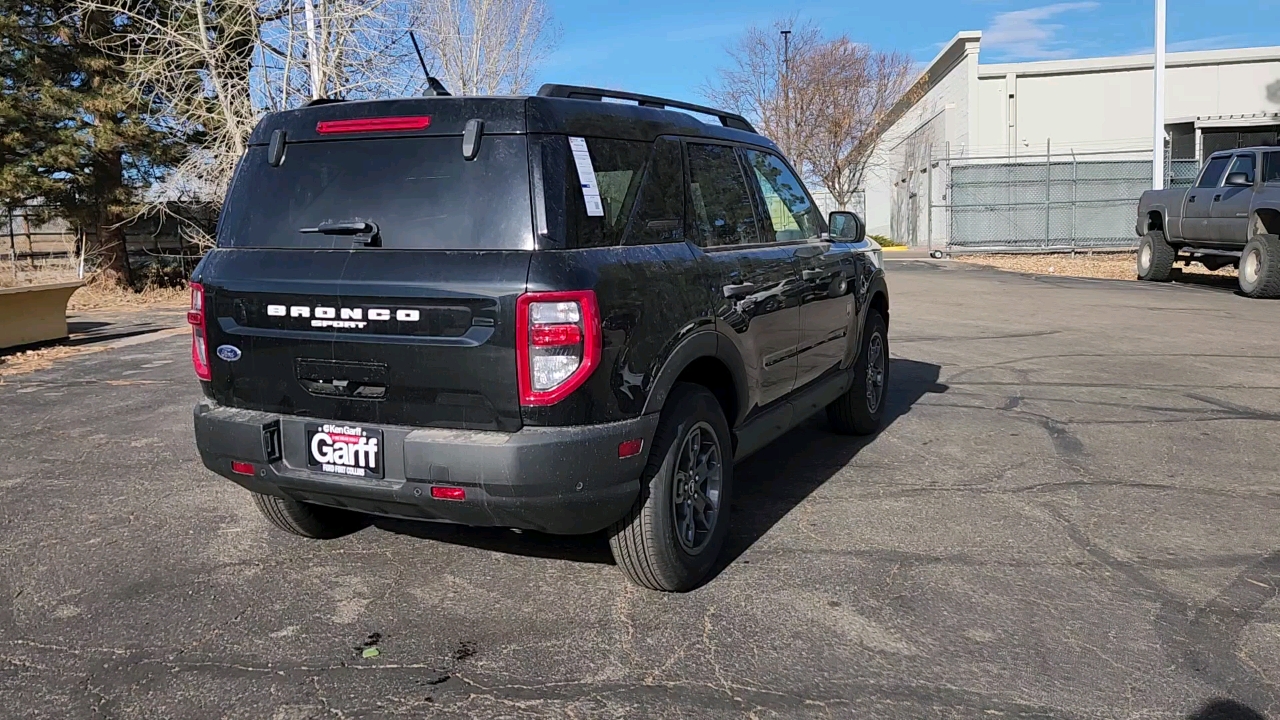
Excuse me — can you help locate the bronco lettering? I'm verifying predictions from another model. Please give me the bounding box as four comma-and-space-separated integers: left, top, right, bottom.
265, 304, 420, 329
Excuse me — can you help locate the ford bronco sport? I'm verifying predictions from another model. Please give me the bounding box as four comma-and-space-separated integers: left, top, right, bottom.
190, 84, 890, 591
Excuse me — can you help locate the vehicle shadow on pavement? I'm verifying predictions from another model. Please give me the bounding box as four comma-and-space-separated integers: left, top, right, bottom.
1167, 269, 1242, 293
375, 358, 948, 574
1186, 698, 1268, 720
705, 358, 948, 587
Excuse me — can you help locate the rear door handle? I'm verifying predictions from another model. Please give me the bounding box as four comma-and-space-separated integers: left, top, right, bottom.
722, 282, 757, 298
1214, 194, 1222, 201
802, 269, 825, 281
1188, 196, 1196, 202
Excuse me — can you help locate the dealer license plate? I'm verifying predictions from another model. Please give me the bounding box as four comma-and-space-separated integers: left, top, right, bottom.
305, 423, 384, 479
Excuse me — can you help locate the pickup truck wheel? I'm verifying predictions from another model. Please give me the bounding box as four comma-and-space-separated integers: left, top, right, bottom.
608, 383, 732, 592
827, 310, 888, 436
1137, 231, 1175, 281
1238, 235, 1280, 298
252, 492, 369, 539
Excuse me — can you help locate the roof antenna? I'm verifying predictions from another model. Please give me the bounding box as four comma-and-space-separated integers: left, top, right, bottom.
409, 31, 451, 97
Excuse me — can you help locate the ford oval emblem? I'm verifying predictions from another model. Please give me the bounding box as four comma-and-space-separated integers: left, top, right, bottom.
216, 345, 242, 362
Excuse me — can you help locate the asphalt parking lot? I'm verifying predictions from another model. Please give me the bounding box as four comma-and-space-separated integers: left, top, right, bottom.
2, 260, 1278, 719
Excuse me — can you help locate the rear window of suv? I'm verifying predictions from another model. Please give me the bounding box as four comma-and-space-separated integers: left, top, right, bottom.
217, 136, 534, 250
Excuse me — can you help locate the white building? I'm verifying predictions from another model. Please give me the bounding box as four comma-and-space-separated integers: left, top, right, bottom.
862, 32, 1280, 245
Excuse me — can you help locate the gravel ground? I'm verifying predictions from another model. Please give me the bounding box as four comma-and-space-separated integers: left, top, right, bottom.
955, 252, 1237, 282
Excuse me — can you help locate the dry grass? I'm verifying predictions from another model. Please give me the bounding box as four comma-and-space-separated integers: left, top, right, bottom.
0, 344, 104, 379
2, 264, 187, 311
955, 252, 1237, 282
0, 260, 80, 289
67, 282, 188, 311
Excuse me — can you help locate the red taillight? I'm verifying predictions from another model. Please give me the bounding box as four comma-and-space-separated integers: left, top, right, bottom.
231, 461, 255, 476
430, 486, 466, 501
618, 439, 644, 458
530, 324, 582, 347
188, 283, 211, 381
315, 116, 432, 134
516, 290, 601, 407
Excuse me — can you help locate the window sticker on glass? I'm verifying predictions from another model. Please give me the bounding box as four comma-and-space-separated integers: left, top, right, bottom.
568, 137, 605, 217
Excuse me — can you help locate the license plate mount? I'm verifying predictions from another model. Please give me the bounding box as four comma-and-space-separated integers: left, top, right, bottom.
305, 423, 385, 479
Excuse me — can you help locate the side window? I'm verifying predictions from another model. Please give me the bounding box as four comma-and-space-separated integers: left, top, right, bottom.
564, 137, 651, 248
1196, 156, 1231, 188
1265, 152, 1280, 184
743, 149, 823, 242
621, 137, 685, 245
686, 143, 759, 247
1228, 153, 1256, 184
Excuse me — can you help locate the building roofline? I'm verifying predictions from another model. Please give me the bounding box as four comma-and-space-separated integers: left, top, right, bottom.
875, 32, 982, 141
977, 45, 1280, 79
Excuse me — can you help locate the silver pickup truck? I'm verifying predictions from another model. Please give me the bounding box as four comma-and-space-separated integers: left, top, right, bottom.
1136, 146, 1280, 297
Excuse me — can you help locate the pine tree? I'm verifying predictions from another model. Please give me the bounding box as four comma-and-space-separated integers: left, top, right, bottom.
0, 0, 182, 286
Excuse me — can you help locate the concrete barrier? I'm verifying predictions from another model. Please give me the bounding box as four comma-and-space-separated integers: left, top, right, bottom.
0, 281, 82, 350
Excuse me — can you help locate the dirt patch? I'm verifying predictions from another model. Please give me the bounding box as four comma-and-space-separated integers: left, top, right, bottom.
955, 253, 1237, 282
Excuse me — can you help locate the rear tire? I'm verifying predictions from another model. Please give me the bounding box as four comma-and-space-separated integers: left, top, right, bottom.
827, 310, 889, 436
1137, 231, 1175, 281
1238, 234, 1280, 298
252, 492, 369, 539
608, 383, 733, 592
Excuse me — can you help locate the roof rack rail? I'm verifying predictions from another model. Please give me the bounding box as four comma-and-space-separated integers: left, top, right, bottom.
536, 84, 756, 134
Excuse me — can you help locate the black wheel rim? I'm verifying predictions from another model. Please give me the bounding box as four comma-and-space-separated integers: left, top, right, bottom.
866, 332, 885, 414
671, 421, 722, 555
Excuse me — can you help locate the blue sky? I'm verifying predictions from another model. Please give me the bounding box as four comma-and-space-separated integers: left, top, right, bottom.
537, 1, 1276, 103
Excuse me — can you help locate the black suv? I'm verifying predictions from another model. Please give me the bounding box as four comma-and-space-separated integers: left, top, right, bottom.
191, 85, 890, 591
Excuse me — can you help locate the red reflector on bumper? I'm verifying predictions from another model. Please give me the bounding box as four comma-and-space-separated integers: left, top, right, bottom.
231, 461, 255, 476
430, 486, 466, 501
618, 439, 644, 458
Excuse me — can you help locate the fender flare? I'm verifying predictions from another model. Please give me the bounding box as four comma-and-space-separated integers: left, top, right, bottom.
1140, 206, 1169, 237
640, 330, 750, 426
844, 272, 889, 368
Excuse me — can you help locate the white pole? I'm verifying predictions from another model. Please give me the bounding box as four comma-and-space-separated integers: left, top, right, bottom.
1152, 0, 1166, 190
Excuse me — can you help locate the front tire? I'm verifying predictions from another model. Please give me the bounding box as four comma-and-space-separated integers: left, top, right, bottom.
1137, 231, 1175, 282
608, 383, 733, 592
1238, 234, 1280, 298
252, 492, 369, 539
827, 310, 889, 436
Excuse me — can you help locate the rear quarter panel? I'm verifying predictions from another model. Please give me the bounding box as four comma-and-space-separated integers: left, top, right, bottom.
523, 243, 714, 427
1138, 189, 1187, 240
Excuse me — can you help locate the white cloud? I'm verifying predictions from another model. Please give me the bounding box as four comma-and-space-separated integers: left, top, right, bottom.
983, 2, 1099, 61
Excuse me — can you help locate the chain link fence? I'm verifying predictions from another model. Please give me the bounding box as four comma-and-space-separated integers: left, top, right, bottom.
927, 149, 1200, 252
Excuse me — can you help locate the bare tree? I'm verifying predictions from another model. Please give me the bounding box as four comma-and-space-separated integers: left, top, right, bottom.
705, 19, 918, 210
413, 0, 557, 96
701, 17, 822, 164
802, 39, 918, 210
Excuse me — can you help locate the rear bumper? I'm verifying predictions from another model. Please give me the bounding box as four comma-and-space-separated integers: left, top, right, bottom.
193, 401, 658, 535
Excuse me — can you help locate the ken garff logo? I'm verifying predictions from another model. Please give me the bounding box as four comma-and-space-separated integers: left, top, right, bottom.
216, 345, 242, 362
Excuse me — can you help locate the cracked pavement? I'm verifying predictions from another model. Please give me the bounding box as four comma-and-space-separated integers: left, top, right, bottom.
1, 260, 1278, 718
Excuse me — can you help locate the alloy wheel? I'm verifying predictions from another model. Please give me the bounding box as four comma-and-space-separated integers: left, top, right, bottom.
670, 422, 723, 555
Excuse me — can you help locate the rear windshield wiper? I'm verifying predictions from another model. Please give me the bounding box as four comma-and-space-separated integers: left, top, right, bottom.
298, 220, 381, 246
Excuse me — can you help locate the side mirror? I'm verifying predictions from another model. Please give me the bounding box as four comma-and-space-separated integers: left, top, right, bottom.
828, 211, 865, 242
1225, 172, 1252, 187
